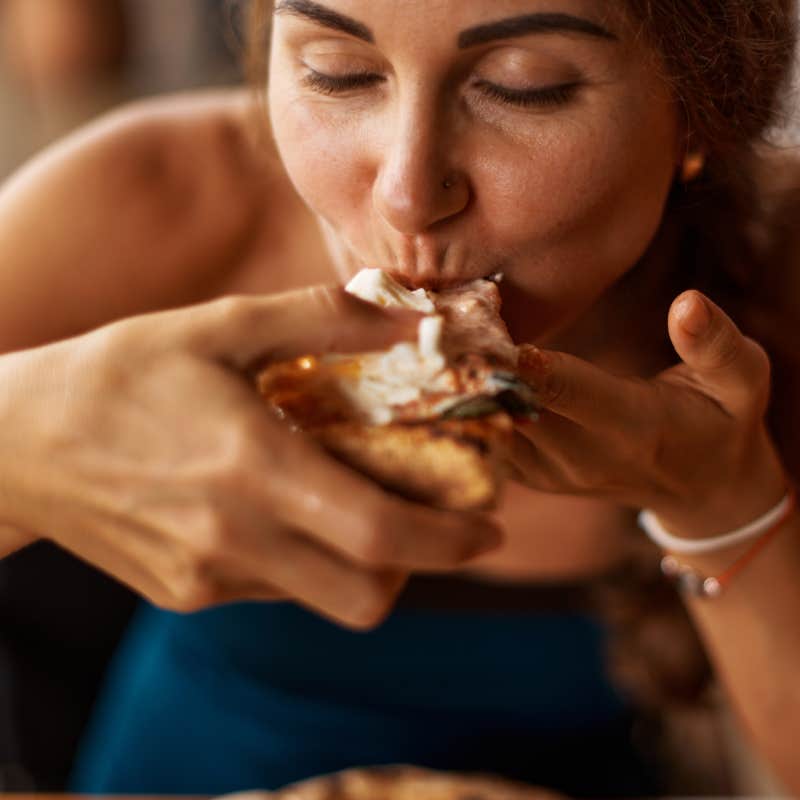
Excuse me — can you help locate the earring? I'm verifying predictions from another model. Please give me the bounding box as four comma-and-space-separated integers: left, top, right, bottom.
681, 152, 706, 183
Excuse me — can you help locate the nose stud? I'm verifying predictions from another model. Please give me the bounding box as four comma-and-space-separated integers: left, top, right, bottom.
442, 176, 455, 189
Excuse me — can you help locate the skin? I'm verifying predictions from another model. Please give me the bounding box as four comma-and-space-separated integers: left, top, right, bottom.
267, 0, 681, 341
0, 290, 503, 627
0, 0, 798, 789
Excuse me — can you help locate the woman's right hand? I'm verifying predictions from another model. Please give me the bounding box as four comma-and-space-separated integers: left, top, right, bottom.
0, 288, 502, 628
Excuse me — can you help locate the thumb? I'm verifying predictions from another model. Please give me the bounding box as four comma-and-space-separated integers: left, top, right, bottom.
181, 286, 423, 369
667, 290, 770, 417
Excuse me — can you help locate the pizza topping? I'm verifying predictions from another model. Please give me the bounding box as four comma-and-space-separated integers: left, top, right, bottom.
325, 340, 450, 425
417, 315, 444, 359
345, 268, 435, 313
434, 280, 517, 367
259, 269, 534, 427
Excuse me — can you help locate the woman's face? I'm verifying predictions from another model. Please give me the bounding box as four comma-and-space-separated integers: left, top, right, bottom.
268, 0, 682, 340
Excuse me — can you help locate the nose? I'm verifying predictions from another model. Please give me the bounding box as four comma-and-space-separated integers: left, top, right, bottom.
373, 104, 469, 235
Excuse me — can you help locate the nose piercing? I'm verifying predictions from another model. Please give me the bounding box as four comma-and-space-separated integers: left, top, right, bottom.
442, 176, 455, 189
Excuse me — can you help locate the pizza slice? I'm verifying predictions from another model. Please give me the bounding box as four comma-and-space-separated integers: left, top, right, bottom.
268, 765, 564, 800
257, 270, 537, 510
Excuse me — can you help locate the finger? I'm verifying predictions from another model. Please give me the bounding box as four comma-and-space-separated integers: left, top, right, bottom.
516, 344, 651, 435
667, 290, 771, 417
153, 496, 401, 624
509, 413, 615, 496
188, 552, 288, 605
69, 513, 288, 612
264, 428, 504, 570
220, 582, 286, 602
51, 516, 182, 609
180, 286, 423, 369
247, 525, 407, 630
124, 364, 501, 573
171, 575, 287, 611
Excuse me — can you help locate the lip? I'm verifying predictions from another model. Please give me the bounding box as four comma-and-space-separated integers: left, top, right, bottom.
377, 233, 499, 291
340, 227, 507, 291
382, 249, 506, 291
386, 270, 501, 292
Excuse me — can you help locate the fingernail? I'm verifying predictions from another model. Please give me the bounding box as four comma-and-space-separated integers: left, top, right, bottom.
517, 345, 549, 380
516, 345, 550, 403
678, 293, 711, 337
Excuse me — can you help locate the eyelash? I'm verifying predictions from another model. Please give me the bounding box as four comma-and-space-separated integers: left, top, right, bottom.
301, 70, 385, 94
471, 79, 579, 108
300, 69, 580, 109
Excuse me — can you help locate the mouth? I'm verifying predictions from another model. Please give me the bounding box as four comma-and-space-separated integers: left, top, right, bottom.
324, 219, 509, 292
383, 268, 506, 293
366, 228, 509, 291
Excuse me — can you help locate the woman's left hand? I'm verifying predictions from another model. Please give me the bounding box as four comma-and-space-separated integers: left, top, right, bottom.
510, 290, 787, 538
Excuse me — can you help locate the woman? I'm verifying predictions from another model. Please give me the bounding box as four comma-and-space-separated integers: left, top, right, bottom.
0, 0, 799, 795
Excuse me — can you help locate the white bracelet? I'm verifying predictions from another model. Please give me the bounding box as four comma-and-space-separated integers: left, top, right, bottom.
637, 491, 795, 555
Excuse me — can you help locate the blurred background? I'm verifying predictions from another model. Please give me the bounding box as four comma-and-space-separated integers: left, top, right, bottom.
2, 0, 799, 183
0, 0, 244, 790
0, 0, 244, 179
0, 0, 799, 793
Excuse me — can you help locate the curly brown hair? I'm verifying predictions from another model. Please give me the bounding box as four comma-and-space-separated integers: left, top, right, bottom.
632, 1, 796, 154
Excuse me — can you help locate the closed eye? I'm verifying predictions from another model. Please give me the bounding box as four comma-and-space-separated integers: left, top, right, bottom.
301, 69, 385, 94
301, 69, 581, 110
473, 80, 581, 108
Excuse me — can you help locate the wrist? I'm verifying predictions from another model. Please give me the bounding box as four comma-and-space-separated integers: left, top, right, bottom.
654, 486, 796, 598
647, 432, 787, 541
0, 350, 50, 537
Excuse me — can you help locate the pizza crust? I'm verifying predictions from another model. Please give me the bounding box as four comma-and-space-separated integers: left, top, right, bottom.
313, 414, 512, 510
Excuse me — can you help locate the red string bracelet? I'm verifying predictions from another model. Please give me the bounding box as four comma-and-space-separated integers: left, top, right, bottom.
659, 486, 797, 598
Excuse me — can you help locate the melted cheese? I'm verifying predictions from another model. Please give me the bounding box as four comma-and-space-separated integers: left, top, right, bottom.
345, 269, 435, 313
328, 269, 512, 424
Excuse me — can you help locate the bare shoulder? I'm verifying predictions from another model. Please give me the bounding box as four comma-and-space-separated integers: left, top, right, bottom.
0, 89, 284, 350
1, 88, 271, 240
3, 88, 272, 214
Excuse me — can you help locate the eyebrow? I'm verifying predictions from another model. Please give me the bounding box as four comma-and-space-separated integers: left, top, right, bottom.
274, 0, 374, 43
458, 13, 618, 48
274, 1, 617, 48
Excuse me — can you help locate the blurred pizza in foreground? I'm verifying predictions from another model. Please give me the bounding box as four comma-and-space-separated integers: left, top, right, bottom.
223, 765, 567, 800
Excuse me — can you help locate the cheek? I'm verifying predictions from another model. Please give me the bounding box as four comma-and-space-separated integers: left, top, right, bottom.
269, 80, 372, 232
463, 93, 679, 336
477, 102, 679, 285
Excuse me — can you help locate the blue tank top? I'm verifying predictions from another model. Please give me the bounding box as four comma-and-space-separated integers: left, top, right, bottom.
70, 585, 659, 797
